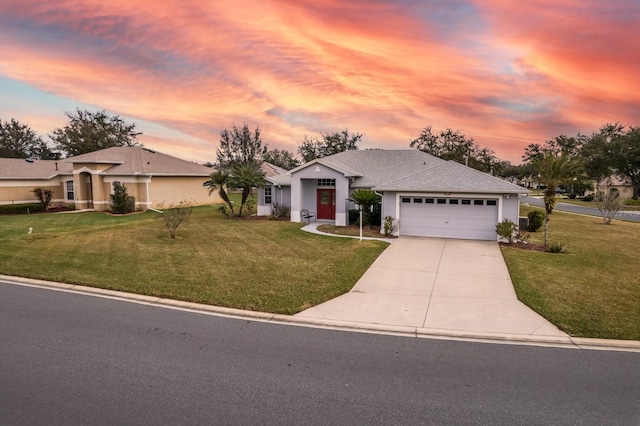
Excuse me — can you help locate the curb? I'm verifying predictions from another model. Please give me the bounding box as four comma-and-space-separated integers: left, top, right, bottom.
2, 274, 639, 352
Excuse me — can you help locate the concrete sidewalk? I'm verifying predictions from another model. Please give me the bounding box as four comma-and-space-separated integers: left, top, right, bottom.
296, 237, 568, 340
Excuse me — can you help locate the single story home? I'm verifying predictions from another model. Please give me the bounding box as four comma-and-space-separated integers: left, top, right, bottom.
0, 146, 220, 211
257, 149, 529, 241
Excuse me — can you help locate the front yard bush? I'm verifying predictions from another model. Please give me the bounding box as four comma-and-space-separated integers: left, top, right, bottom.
0, 203, 45, 215
527, 210, 544, 232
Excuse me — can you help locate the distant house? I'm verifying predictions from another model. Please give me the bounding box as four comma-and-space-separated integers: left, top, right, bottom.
592, 176, 633, 199
257, 150, 528, 241
0, 147, 220, 211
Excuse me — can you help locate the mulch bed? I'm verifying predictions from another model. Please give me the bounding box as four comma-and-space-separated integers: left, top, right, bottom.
499, 242, 548, 252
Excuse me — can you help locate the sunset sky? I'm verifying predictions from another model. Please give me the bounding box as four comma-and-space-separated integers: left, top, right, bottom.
0, 0, 638, 164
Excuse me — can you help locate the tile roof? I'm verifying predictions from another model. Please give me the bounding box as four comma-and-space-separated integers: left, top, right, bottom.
64, 146, 213, 176
0, 158, 73, 179
374, 160, 527, 193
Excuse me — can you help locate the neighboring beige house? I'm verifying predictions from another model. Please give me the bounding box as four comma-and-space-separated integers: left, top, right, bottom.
592, 176, 633, 199
0, 147, 220, 211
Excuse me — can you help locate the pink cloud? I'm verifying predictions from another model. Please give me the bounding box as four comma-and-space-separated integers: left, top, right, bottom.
0, 0, 638, 164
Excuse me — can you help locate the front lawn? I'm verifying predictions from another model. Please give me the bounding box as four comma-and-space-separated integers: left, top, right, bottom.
0, 207, 387, 314
502, 207, 640, 340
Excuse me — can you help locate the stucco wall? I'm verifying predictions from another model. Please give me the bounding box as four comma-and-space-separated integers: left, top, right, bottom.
0, 178, 70, 206
147, 176, 218, 208
290, 163, 349, 225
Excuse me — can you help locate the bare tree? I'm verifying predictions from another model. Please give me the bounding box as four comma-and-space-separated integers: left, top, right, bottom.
594, 189, 626, 225
157, 201, 194, 239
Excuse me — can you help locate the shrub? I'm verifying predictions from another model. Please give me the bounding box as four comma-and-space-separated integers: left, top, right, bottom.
527, 210, 545, 232
271, 203, 290, 218
0, 203, 45, 215
215, 204, 232, 217
582, 194, 593, 202
496, 219, 518, 244
110, 182, 132, 214
547, 242, 567, 253
348, 209, 359, 225
32, 187, 53, 210
157, 200, 194, 239
127, 196, 136, 213
383, 215, 398, 237
568, 193, 577, 199
625, 199, 640, 206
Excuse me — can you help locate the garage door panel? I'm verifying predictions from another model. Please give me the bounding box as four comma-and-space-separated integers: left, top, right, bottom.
400, 199, 498, 241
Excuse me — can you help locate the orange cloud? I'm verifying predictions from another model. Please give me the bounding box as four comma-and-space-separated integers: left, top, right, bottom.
0, 0, 638, 164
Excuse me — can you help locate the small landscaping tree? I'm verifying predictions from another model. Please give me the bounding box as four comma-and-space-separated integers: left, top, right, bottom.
532, 153, 581, 246
230, 163, 264, 217
594, 189, 626, 225
157, 201, 194, 238
348, 189, 381, 227
110, 182, 132, 214
32, 187, 53, 210
208, 170, 235, 216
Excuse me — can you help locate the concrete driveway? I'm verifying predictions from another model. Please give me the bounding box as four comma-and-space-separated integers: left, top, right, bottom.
296, 237, 568, 340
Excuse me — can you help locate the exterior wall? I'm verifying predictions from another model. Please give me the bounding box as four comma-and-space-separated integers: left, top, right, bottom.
147, 176, 218, 209
0, 177, 73, 207
257, 185, 291, 216
502, 195, 521, 223
290, 164, 350, 225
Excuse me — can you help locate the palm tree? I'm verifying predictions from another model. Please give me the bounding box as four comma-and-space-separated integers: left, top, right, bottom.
208, 170, 235, 216
230, 163, 264, 217
348, 189, 381, 226
532, 153, 581, 246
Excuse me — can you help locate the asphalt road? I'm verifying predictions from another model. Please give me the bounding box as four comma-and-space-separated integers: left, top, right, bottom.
2, 282, 639, 425
523, 196, 640, 222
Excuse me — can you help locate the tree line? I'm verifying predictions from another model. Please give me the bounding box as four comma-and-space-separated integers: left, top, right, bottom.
4, 109, 636, 201
0, 109, 141, 159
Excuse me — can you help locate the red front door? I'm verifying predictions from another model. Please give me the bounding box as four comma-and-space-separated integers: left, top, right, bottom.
317, 189, 336, 220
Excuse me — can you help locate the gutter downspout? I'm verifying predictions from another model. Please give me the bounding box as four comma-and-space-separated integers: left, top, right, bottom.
145, 174, 163, 213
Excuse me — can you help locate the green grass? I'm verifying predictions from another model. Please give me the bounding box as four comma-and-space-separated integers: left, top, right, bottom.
503, 206, 640, 340
0, 207, 387, 314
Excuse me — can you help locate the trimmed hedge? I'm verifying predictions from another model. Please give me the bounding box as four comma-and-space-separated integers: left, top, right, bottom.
0, 203, 45, 215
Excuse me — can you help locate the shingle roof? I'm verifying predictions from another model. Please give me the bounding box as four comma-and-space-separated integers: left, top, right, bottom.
291, 150, 447, 187
261, 162, 288, 177
65, 147, 213, 176
0, 158, 73, 179
374, 160, 527, 193
288, 149, 527, 193
266, 173, 291, 186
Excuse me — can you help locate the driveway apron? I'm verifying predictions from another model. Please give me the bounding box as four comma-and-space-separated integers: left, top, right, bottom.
296, 237, 568, 339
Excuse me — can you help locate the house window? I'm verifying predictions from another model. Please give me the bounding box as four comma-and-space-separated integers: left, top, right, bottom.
317, 179, 336, 187
487, 199, 497, 206
461, 199, 471, 205
66, 181, 74, 201
474, 199, 484, 205
413, 198, 423, 204
449, 199, 459, 205
264, 186, 272, 204
401, 197, 411, 203
425, 198, 435, 204
437, 198, 446, 204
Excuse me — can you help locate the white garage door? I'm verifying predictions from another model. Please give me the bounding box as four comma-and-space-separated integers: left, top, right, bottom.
399, 196, 498, 240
